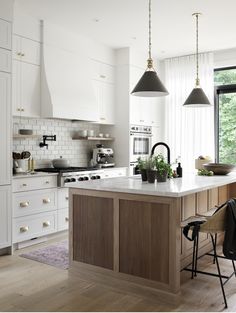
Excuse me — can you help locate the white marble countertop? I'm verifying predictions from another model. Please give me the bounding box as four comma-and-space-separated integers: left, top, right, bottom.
70, 173, 236, 197
13, 172, 58, 179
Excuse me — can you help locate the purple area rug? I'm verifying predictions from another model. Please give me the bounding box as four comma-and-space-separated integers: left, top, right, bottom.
20, 240, 69, 270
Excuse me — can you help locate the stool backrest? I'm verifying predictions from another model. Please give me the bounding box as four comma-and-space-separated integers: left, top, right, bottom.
200, 203, 227, 233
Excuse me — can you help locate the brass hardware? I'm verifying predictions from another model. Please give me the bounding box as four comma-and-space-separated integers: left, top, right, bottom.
100, 75, 106, 79
45, 181, 50, 184
20, 201, 29, 208
65, 196, 69, 200
43, 221, 50, 227
20, 226, 29, 233
17, 52, 21, 56
21, 53, 25, 57
21, 108, 24, 112
65, 217, 69, 222
140, 119, 144, 122
17, 108, 21, 111
22, 183, 27, 187
43, 198, 51, 204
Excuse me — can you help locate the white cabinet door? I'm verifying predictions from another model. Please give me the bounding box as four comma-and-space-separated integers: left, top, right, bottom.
0, 19, 11, 50
0, 72, 10, 185
0, 47, 11, 72
0, 185, 11, 249
12, 60, 40, 117
93, 80, 115, 124
13, 35, 40, 65
91, 59, 115, 84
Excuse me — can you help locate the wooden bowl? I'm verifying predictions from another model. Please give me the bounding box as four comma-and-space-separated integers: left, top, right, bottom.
203, 163, 235, 175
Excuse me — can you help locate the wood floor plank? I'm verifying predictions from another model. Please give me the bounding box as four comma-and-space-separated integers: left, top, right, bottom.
0, 234, 236, 312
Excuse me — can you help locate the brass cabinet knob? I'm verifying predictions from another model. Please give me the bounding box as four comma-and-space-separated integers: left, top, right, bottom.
45, 181, 50, 184
17, 108, 21, 111
43, 198, 51, 204
22, 183, 27, 187
21, 53, 25, 57
21, 108, 24, 112
16, 52, 21, 56
65, 217, 69, 222
43, 221, 51, 227
65, 196, 69, 200
20, 201, 29, 208
20, 226, 29, 233
100, 74, 106, 79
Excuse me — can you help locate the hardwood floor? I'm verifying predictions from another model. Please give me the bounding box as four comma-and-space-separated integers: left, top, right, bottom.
0, 234, 235, 312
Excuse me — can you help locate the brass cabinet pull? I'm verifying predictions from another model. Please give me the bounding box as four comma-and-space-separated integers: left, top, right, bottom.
20, 226, 29, 233
22, 183, 27, 187
43, 221, 51, 227
20, 201, 29, 208
43, 198, 51, 204
65, 217, 69, 222
140, 119, 144, 122
45, 181, 50, 184
65, 196, 69, 200
100, 74, 106, 79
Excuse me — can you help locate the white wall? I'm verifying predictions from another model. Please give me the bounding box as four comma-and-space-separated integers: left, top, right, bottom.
214, 48, 236, 69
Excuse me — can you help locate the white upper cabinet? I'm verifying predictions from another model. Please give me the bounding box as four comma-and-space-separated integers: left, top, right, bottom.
12, 60, 40, 117
0, 47, 11, 72
91, 59, 115, 124
0, 19, 11, 50
0, 72, 11, 185
13, 35, 40, 65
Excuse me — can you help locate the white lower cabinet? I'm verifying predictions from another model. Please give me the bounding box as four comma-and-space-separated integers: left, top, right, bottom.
58, 208, 69, 231
13, 211, 57, 243
0, 185, 11, 249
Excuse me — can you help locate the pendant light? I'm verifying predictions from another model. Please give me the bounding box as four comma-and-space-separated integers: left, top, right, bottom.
183, 13, 211, 107
131, 0, 168, 97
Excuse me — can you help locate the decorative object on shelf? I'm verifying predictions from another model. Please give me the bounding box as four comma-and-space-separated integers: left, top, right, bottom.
131, 0, 168, 97
195, 155, 212, 170
72, 136, 114, 141
39, 135, 56, 149
183, 13, 211, 107
18, 129, 33, 135
154, 154, 172, 182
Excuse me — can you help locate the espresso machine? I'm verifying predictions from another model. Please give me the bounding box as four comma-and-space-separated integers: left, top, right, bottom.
92, 144, 115, 168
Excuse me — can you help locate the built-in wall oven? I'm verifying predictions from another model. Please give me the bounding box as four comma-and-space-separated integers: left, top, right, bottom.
129, 125, 152, 175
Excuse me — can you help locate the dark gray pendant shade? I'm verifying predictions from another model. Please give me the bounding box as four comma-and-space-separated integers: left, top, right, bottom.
183, 86, 211, 107
131, 70, 169, 97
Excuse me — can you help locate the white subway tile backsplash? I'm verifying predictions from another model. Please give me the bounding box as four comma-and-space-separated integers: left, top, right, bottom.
13, 117, 101, 167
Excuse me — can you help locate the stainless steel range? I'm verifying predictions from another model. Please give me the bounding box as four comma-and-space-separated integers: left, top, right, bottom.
35, 167, 106, 187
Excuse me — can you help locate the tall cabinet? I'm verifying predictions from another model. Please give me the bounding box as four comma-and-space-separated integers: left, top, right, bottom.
0, 2, 13, 251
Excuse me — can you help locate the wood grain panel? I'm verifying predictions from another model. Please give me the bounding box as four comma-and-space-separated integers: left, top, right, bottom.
208, 188, 219, 208
218, 185, 229, 204
228, 183, 236, 198
196, 191, 209, 245
73, 195, 114, 270
119, 200, 169, 284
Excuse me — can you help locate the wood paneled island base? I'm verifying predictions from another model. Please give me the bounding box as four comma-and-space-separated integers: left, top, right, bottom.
69, 176, 236, 303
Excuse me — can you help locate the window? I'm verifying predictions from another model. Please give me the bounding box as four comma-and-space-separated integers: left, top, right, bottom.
215, 67, 236, 163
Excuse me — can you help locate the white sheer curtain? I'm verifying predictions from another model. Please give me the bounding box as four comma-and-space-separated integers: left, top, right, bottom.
164, 53, 215, 172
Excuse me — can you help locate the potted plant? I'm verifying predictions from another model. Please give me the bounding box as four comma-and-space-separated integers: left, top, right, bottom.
154, 154, 173, 182
137, 157, 148, 181
146, 156, 156, 183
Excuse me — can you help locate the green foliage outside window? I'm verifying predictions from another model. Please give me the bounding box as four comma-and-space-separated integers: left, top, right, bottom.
215, 68, 236, 164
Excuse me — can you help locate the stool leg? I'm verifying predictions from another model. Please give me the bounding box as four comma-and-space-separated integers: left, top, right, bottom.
191, 236, 197, 279
210, 234, 228, 309
213, 233, 217, 264
194, 232, 199, 277
232, 260, 236, 277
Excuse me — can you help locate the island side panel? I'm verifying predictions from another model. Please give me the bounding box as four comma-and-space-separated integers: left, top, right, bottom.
73, 194, 114, 270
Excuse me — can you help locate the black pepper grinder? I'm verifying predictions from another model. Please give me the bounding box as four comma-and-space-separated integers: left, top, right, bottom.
176, 163, 182, 177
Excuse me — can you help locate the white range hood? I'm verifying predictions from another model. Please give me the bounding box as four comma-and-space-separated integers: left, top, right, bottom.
41, 21, 99, 121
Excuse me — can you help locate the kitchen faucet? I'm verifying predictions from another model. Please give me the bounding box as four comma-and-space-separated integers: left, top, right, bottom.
150, 142, 171, 164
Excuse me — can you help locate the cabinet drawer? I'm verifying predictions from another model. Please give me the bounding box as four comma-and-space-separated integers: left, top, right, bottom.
58, 208, 69, 231
13, 189, 57, 217
13, 175, 57, 192
13, 211, 57, 243
57, 188, 68, 209
0, 48, 11, 72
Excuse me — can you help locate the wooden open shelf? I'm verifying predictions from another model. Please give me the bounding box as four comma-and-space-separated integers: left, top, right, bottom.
72, 136, 114, 141
13, 134, 41, 140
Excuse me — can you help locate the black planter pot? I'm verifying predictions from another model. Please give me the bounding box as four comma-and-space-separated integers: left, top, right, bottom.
140, 169, 147, 182
146, 170, 156, 183
156, 171, 168, 182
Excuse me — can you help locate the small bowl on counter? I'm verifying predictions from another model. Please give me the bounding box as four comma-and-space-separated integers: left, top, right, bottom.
203, 163, 235, 175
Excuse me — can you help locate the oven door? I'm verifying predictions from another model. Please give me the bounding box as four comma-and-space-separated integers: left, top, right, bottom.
130, 133, 152, 162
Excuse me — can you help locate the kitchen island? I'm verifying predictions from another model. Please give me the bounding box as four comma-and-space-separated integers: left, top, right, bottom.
69, 173, 236, 302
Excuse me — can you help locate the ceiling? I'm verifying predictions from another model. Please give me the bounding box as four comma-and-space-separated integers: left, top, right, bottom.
15, 0, 236, 59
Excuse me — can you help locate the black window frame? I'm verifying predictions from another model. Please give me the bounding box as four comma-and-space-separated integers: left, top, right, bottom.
214, 66, 236, 162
